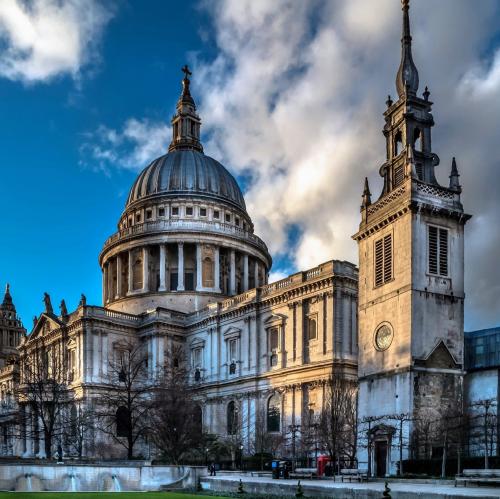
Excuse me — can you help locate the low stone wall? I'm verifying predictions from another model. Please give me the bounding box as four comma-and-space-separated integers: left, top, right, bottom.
0, 463, 206, 491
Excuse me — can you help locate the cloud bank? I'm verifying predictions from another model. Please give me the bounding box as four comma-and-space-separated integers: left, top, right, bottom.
0, 0, 113, 83
86, 0, 500, 329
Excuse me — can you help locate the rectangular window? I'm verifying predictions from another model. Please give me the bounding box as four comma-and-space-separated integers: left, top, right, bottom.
193, 347, 202, 368
171, 206, 179, 216
158, 207, 165, 217
428, 225, 448, 276
235, 217, 240, 226
146, 209, 152, 220
185, 272, 194, 291
225, 213, 231, 223
375, 234, 393, 287
186, 206, 193, 216
307, 317, 317, 340
200, 207, 207, 217
136, 213, 141, 223
269, 328, 279, 351
393, 165, 405, 187
229, 339, 237, 361
213, 210, 220, 219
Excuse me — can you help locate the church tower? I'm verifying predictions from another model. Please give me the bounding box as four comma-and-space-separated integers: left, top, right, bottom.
353, 0, 471, 476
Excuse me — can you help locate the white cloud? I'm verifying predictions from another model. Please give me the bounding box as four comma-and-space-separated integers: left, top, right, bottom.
194, 0, 500, 329
81, 118, 170, 173
0, 0, 113, 83
86, 0, 500, 329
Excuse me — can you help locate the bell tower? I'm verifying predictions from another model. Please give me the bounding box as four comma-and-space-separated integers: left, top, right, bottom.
353, 0, 471, 476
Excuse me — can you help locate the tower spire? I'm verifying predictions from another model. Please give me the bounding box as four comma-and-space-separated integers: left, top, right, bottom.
1, 283, 15, 313
449, 157, 462, 193
168, 65, 203, 153
396, 0, 419, 98
361, 177, 372, 209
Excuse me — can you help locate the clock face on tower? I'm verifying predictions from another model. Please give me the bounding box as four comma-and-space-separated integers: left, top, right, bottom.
374, 323, 393, 351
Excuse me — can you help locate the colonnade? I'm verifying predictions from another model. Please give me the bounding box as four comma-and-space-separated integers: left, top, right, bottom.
103, 242, 266, 304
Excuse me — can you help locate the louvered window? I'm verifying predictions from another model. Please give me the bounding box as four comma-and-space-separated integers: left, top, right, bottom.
375, 234, 393, 287
416, 163, 423, 181
428, 225, 448, 276
393, 165, 405, 187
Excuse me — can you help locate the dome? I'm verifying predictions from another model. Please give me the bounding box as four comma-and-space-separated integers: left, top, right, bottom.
126, 150, 246, 212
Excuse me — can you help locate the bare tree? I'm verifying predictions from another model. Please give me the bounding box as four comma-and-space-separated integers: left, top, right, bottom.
220, 400, 247, 469
251, 407, 285, 469
63, 403, 96, 458
150, 346, 205, 464
469, 398, 497, 470
358, 415, 384, 477
96, 340, 152, 460
18, 340, 68, 459
318, 374, 357, 470
388, 413, 411, 476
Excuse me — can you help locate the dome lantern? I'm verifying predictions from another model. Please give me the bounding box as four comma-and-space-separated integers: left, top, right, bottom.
168, 65, 203, 153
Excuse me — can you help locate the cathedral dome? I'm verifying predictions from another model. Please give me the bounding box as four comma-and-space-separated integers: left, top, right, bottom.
99, 67, 271, 316
126, 149, 246, 212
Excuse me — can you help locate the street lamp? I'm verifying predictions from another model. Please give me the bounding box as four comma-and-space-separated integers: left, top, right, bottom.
287, 424, 301, 472
239, 444, 244, 470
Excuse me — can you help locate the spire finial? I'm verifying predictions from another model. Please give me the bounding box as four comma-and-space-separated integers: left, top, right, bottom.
182, 64, 192, 80
396, 0, 419, 98
362, 177, 372, 209
449, 157, 462, 193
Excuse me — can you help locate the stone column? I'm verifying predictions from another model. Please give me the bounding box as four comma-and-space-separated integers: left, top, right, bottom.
127, 250, 133, 294
214, 246, 221, 292
102, 264, 108, 304
196, 243, 202, 291
159, 244, 167, 291
177, 242, 185, 291
295, 301, 304, 365
102, 332, 108, 378
229, 249, 236, 295
142, 247, 149, 292
243, 253, 249, 291
24, 405, 32, 457
116, 255, 122, 299
343, 292, 351, 356
108, 260, 114, 302
254, 260, 260, 288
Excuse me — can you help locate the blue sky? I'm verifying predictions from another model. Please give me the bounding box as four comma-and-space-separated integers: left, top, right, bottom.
0, 0, 499, 331
0, 0, 216, 322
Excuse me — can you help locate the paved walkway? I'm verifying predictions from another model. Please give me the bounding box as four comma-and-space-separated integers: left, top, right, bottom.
203, 474, 500, 498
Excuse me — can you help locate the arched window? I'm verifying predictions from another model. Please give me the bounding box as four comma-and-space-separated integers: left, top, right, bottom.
116, 406, 130, 438
193, 405, 203, 436
413, 128, 422, 151
394, 130, 403, 156
267, 394, 281, 433
227, 401, 238, 435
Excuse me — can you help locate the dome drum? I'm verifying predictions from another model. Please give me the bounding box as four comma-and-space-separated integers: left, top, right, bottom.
102, 240, 269, 315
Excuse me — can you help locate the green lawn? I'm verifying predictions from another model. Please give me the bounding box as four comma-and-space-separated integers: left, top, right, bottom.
0, 494, 226, 499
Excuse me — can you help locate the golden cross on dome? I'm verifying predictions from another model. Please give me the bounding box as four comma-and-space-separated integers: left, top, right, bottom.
182, 65, 192, 79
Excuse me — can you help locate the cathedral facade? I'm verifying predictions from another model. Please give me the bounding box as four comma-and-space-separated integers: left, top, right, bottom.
0, 0, 486, 475
0, 67, 358, 460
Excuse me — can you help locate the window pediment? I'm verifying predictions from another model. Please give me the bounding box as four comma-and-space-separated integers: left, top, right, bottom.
190, 336, 206, 347
223, 327, 241, 340
264, 313, 286, 326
